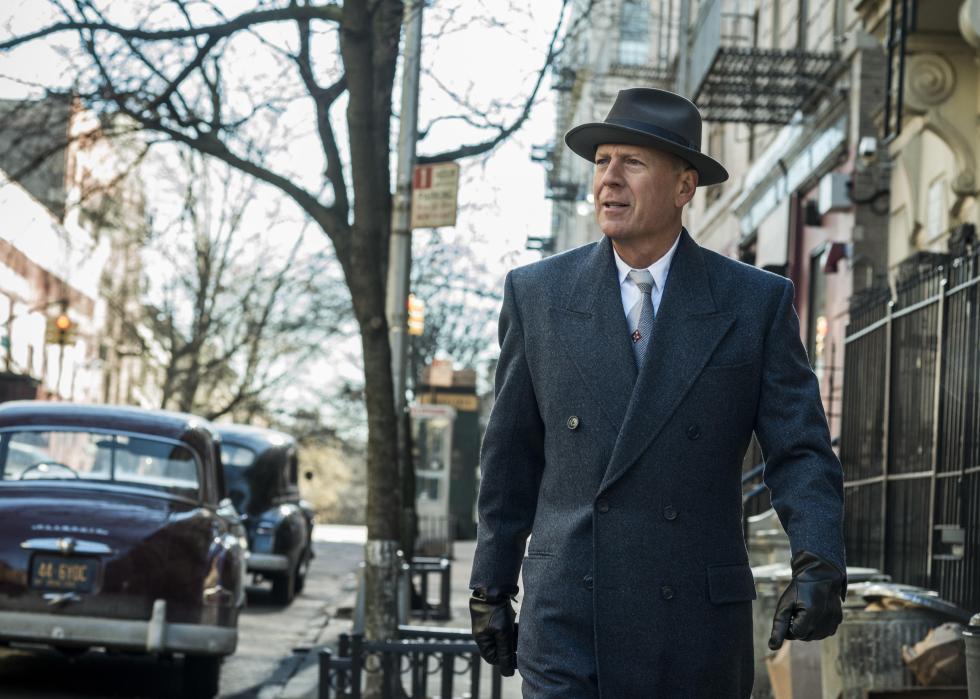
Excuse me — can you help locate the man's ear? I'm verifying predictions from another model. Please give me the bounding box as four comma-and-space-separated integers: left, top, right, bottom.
677, 169, 698, 205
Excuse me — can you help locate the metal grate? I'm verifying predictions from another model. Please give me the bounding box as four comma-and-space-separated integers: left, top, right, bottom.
695, 48, 841, 124
840, 246, 980, 612
883, 0, 917, 141
685, 0, 841, 124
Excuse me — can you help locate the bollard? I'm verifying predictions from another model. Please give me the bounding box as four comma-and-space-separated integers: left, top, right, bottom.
966, 613, 980, 699
439, 557, 451, 620
318, 648, 332, 699
397, 560, 411, 625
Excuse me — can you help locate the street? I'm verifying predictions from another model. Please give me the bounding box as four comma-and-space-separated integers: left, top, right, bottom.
0, 526, 365, 699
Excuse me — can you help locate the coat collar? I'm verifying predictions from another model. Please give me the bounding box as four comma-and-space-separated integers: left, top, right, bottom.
600, 228, 734, 491
549, 235, 638, 433
552, 230, 735, 492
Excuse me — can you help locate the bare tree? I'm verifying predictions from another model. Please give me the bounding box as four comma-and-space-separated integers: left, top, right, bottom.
409, 227, 502, 384
145, 149, 349, 421
0, 0, 597, 643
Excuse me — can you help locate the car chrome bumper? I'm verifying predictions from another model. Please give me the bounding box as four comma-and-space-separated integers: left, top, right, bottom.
0, 599, 237, 656
247, 553, 289, 573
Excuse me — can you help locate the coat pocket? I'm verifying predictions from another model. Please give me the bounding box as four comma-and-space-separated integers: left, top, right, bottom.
706, 563, 757, 604
524, 550, 555, 560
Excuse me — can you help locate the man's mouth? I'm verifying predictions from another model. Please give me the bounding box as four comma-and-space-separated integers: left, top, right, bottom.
602, 202, 628, 209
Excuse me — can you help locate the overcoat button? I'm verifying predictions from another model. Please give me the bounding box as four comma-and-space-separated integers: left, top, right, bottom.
661, 586, 674, 600
566, 416, 580, 430
663, 505, 677, 521
687, 424, 701, 440
596, 498, 610, 513
583, 574, 594, 591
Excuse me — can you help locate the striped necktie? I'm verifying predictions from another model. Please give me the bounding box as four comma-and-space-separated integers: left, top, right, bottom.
627, 269, 655, 367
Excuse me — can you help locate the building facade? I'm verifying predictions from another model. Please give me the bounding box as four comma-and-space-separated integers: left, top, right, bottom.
542, 0, 896, 440
0, 96, 156, 406
539, 0, 980, 615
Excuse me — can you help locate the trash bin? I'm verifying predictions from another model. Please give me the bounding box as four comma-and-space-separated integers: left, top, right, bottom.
750, 566, 886, 699
821, 579, 893, 699
834, 607, 950, 699
966, 612, 980, 699
752, 563, 790, 699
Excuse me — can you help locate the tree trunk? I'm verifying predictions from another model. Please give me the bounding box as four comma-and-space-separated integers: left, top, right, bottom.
340, 0, 404, 660
352, 283, 402, 644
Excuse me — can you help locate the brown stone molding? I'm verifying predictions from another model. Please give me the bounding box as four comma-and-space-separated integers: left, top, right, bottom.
0, 238, 95, 317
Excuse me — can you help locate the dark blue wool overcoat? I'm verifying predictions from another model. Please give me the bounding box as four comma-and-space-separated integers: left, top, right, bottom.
470, 230, 845, 698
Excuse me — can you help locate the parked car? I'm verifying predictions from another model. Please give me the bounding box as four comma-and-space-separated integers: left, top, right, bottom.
0, 401, 246, 698
216, 424, 314, 605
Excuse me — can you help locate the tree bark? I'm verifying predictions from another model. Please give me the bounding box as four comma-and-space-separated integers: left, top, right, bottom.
340, 0, 405, 653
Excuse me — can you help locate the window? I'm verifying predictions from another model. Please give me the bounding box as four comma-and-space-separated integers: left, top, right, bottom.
1, 430, 200, 499
808, 247, 829, 372
705, 124, 725, 206
926, 177, 946, 240
618, 0, 650, 65
739, 237, 757, 266
221, 443, 256, 468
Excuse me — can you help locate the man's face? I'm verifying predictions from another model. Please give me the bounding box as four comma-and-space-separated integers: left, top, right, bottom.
592, 143, 696, 243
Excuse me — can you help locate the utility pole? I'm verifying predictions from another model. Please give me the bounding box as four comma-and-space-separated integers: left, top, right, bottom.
387, 0, 424, 556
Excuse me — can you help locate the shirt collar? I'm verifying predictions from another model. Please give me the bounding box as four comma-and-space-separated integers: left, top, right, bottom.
612, 230, 682, 292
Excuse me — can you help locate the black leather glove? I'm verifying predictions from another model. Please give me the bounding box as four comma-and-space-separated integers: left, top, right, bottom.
470, 588, 517, 676
769, 550, 846, 651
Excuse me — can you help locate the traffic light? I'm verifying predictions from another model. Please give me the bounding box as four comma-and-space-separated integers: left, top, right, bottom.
45, 312, 76, 345
407, 294, 425, 336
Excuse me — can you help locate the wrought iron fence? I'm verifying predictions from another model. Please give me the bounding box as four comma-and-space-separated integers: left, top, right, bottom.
318, 627, 504, 699
840, 248, 980, 612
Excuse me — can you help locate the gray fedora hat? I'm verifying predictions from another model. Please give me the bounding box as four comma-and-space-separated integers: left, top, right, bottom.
564, 87, 729, 186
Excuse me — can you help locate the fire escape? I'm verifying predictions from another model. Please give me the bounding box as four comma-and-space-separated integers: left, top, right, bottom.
685, 0, 842, 124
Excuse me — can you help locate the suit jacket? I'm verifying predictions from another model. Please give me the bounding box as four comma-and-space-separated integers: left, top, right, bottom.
470, 230, 845, 699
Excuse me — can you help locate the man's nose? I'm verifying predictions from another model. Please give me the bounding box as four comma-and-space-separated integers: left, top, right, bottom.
599, 160, 624, 187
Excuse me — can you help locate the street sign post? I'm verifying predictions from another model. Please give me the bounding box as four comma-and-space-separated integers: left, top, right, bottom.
411, 162, 460, 229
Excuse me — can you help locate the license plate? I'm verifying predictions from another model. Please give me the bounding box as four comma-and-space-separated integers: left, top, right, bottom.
30, 555, 98, 593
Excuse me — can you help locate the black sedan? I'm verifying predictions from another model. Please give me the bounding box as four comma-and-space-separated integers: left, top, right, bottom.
216, 424, 314, 605
0, 401, 247, 698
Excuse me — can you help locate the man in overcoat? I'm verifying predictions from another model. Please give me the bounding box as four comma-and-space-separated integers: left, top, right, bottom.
469, 88, 846, 698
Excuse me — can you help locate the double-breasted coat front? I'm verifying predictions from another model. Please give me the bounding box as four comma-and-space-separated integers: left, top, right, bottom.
470, 231, 845, 698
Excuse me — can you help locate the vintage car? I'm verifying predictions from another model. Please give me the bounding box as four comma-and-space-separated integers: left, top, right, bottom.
216, 424, 314, 605
0, 402, 246, 698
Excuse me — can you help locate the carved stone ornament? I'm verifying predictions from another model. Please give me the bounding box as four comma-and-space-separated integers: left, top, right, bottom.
952, 170, 976, 196
907, 54, 956, 108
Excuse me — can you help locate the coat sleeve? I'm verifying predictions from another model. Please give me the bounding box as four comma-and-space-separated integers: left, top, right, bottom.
754, 279, 846, 572
469, 270, 546, 594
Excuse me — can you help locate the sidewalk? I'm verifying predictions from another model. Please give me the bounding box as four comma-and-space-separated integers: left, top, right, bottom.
278, 538, 523, 699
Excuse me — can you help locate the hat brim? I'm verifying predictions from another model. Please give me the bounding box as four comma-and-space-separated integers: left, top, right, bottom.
564, 122, 729, 187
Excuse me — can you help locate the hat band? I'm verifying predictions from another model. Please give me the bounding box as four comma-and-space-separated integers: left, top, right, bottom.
605, 117, 698, 152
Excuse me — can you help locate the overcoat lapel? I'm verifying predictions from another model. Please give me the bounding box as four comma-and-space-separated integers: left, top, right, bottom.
550, 237, 637, 434
599, 230, 735, 493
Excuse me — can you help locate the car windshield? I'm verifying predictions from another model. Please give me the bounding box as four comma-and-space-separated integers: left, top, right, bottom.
0, 430, 201, 499
221, 443, 256, 468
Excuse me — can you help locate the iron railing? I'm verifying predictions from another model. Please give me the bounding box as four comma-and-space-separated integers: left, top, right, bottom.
840, 247, 980, 612
684, 0, 840, 123
318, 627, 505, 699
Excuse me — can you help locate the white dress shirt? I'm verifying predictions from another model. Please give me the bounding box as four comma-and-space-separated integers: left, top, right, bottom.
612, 231, 682, 321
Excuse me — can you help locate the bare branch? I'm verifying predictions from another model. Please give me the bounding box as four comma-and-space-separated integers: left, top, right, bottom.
296, 17, 349, 220
0, 3, 343, 51
418, 0, 599, 163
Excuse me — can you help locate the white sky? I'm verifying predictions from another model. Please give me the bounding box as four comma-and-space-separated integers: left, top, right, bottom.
0, 1, 569, 429
0, 0, 561, 289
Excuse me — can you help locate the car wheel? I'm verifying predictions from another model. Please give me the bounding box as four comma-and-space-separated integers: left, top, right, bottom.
295, 554, 310, 593
271, 565, 296, 605
183, 654, 223, 699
